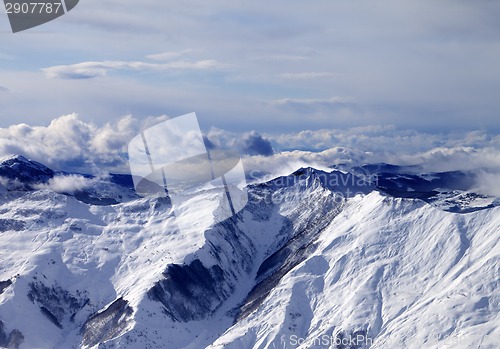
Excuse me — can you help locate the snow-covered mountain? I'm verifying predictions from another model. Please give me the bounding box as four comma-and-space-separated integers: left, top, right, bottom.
0, 155, 498, 349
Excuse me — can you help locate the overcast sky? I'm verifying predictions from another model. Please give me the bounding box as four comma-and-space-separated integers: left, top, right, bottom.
1, 0, 499, 134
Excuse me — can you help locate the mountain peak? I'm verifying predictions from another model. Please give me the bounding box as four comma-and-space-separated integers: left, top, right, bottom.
291, 166, 321, 177
0, 154, 28, 163
258, 166, 374, 197
1, 154, 46, 168
0, 154, 54, 184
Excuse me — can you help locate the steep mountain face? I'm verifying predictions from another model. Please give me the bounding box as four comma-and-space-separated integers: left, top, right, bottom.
0, 155, 54, 187
0, 156, 498, 349
210, 193, 499, 349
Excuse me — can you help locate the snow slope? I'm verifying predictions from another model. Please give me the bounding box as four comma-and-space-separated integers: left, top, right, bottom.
209, 192, 499, 349
0, 157, 498, 349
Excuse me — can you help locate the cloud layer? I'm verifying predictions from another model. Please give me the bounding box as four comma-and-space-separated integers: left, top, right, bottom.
0, 114, 500, 187
43, 58, 223, 79
34, 174, 97, 194
0, 114, 157, 173
0, 115, 498, 196
0, 115, 274, 173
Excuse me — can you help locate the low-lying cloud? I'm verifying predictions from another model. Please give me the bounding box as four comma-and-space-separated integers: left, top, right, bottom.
474, 171, 500, 198
34, 175, 97, 194
0, 114, 498, 196
0, 176, 23, 191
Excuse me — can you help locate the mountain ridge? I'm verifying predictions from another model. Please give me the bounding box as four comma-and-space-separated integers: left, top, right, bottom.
0, 155, 498, 348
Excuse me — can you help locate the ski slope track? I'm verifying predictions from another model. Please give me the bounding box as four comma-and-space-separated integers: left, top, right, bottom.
0, 155, 498, 348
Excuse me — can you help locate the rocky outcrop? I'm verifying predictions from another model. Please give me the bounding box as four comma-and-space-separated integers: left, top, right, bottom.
81, 297, 133, 348
0, 321, 24, 349
27, 281, 89, 329
0, 280, 12, 295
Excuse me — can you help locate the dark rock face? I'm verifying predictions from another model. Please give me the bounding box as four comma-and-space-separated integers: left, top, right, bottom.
0, 155, 54, 186
109, 174, 136, 190
0, 321, 24, 349
147, 217, 255, 323
0, 321, 5, 347
81, 298, 133, 348
0, 219, 25, 233
27, 281, 89, 329
148, 260, 228, 322
0, 280, 12, 295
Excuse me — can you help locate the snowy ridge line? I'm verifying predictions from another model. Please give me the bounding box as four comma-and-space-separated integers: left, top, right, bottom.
0, 157, 498, 348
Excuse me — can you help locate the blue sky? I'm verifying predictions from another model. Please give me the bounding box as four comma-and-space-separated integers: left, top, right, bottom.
1, 0, 499, 134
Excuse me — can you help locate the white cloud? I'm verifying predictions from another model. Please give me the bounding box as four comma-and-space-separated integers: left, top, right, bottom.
474, 171, 500, 197
146, 50, 195, 61
279, 72, 338, 79
34, 175, 97, 194
242, 145, 500, 195
271, 96, 354, 105
0, 176, 23, 191
0, 114, 143, 173
270, 127, 500, 154
1, 116, 499, 197
208, 127, 500, 192
248, 55, 308, 62
42, 59, 224, 79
